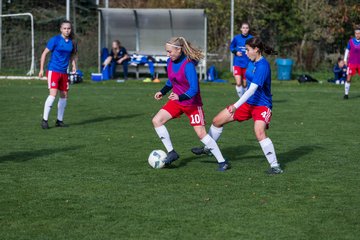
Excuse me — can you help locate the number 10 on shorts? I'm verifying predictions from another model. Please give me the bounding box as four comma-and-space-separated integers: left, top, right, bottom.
190, 114, 201, 124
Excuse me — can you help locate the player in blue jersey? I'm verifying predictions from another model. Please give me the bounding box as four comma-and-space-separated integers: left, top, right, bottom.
152, 37, 230, 171
39, 20, 77, 129
192, 37, 283, 175
230, 22, 253, 98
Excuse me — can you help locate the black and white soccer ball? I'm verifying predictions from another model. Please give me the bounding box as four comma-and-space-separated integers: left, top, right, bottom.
148, 150, 167, 169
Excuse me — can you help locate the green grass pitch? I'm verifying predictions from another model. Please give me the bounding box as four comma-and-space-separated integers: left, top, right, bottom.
0, 78, 360, 239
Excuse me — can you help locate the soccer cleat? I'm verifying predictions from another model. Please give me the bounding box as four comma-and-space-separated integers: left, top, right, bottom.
41, 119, 49, 129
217, 161, 230, 171
343, 94, 349, 100
163, 150, 180, 165
191, 146, 213, 156
55, 119, 68, 127
266, 166, 284, 175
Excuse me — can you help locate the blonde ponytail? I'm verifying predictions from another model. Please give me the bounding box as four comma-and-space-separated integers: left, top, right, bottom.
166, 37, 204, 62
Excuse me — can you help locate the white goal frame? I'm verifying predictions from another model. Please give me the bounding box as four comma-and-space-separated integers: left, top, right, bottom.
0, 12, 35, 76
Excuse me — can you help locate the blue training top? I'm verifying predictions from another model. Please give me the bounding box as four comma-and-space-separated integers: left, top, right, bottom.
245, 57, 273, 109
230, 34, 253, 68
165, 54, 199, 98
46, 35, 75, 73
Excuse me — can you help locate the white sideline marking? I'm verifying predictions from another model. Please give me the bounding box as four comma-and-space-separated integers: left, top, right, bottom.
0, 76, 47, 80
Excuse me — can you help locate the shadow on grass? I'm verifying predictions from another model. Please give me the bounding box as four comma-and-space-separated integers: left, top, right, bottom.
273, 99, 288, 104
71, 113, 144, 126
0, 145, 83, 163
172, 144, 322, 169
278, 145, 323, 169
173, 145, 258, 168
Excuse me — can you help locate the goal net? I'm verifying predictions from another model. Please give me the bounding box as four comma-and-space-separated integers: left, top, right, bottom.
0, 13, 35, 76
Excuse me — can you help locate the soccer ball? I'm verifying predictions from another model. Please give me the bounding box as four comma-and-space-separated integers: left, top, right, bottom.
148, 150, 167, 169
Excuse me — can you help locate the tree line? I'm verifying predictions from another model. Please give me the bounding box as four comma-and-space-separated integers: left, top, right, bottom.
3, 0, 360, 71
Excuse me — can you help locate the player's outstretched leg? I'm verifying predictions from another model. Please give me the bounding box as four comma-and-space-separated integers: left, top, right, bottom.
194, 125, 230, 171
191, 124, 223, 156
152, 109, 179, 165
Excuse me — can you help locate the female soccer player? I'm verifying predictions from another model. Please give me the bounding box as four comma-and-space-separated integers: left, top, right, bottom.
230, 22, 253, 98
152, 37, 230, 171
39, 20, 77, 129
192, 37, 283, 175
102, 40, 130, 80
343, 27, 360, 99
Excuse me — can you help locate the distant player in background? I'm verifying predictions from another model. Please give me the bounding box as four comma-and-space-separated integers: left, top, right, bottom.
192, 37, 283, 175
39, 20, 77, 129
230, 22, 253, 98
152, 37, 230, 171
343, 27, 360, 99
102, 40, 130, 80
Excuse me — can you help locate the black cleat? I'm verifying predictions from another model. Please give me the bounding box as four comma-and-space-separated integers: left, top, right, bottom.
191, 146, 213, 156
163, 150, 180, 165
41, 119, 49, 129
55, 119, 68, 127
266, 166, 284, 175
218, 160, 231, 171
343, 94, 349, 100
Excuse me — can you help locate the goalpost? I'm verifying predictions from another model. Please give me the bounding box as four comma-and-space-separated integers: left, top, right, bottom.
0, 12, 35, 76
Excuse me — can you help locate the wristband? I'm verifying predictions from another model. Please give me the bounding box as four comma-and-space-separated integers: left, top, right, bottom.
160, 85, 172, 96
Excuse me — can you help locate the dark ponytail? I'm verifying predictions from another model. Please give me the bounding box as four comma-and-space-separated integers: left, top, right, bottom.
245, 37, 277, 55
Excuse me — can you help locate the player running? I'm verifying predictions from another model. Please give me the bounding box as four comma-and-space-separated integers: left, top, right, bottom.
230, 22, 253, 98
192, 37, 283, 175
343, 27, 360, 99
152, 37, 230, 171
39, 20, 77, 129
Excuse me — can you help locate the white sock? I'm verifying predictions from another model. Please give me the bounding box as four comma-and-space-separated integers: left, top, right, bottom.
43, 95, 55, 121
235, 85, 244, 98
201, 134, 225, 163
208, 124, 223, 142
259, 138, 279, 168
155, 125, 174, 152
345, 82, 350, 95
57, 98, 67, 121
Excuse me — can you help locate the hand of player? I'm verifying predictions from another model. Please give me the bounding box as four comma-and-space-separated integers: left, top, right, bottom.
168, 92, 179, 101
226, 104, 236, 115
38, 69, 44, 78
154, 92, 163, 100
236, 51, 242, 57
117, 59, 123, 64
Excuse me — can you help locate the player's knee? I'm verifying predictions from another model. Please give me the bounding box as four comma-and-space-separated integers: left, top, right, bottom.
152, 116, 164, 127
255, 130, 266, 141
212, 117, 222, 128
196, 128, 207, 139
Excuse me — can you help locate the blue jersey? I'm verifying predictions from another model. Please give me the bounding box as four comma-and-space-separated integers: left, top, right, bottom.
230, 34, 253, 68
46, 35, 74, 73
165, 54, 199, 98
245, 57, 272, 109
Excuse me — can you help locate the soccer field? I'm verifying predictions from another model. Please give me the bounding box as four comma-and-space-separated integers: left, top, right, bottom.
0, 79, 360, 240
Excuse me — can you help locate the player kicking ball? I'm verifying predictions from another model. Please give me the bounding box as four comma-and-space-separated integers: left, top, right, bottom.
152, 37, 230, 171
192, 37, 283, 175
39, 20, 77, 129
